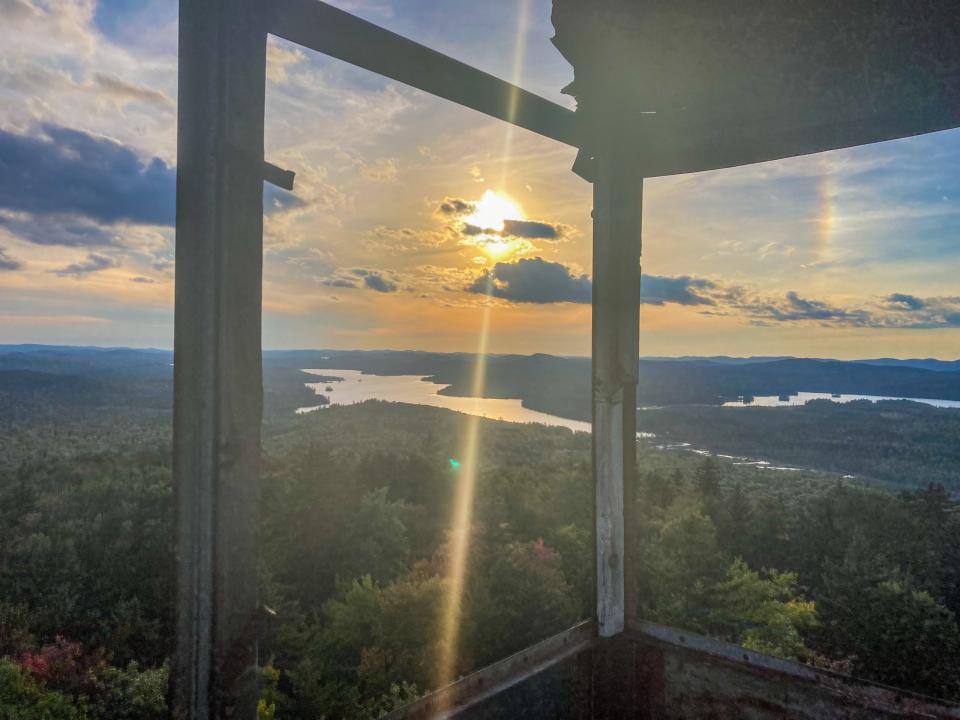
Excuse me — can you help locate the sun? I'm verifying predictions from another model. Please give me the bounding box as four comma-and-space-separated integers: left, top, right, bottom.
463, 190, 523, 258
483, 240, 513, 259
464, 190, 523, 233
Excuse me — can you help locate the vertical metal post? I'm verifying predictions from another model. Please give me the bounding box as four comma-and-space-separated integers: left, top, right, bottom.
173, 0, 266, 717
592, 156, 642, 638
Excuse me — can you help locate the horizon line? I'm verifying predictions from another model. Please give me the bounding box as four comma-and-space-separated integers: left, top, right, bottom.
1, 343, 958, 364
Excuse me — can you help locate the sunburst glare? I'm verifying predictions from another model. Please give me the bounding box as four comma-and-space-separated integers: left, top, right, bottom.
464, 189, 524, 233
435, 0, 532, 696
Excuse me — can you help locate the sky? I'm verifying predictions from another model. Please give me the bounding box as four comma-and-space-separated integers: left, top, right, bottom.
1, 0, 960, 358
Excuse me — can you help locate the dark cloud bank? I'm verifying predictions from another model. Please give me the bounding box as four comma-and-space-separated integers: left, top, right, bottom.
0, 124, 302, 248
0, 124, 175, 229
465, 257, 960, 330
468, 257, 591, 303
466, 257, 712, 307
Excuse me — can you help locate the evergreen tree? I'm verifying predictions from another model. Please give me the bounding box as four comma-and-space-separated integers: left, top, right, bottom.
694, 456, 723, 520
717, 482, 753, 561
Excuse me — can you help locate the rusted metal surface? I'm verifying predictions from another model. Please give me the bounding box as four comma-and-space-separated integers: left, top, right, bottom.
268, 0, 578, 147
383, 620, 596, 720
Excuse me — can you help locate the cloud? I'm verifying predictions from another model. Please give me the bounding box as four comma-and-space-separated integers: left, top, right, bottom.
92, 72, 174, 110
434, 196, 572, 249
786, 293, 853, 320
465, 261, 724, 307
500, 219, 560, 240
701, 285, 960, 329
266, 37, 306, 85
640, 275, 715, 306
767, 292, 863, 322
0, 64, 174, 112
263, 184, 307, 215
319, 267, 399, 292
1, 0, 40, 23
0, 248, 21, 271
363, 225, 450, 254
0, 211, 117, 246
458, 258, 960, 331
360, 157, 399, 183
467, 257, 591, 304
436, 197, 475, 217
52, 253, 116, 277
129, 276, 155, 283
887, 293, 926, 311
323, 277, 358, 289
460, 219, 568, 242
0, 124, 175, 227
363, 272, 398, 293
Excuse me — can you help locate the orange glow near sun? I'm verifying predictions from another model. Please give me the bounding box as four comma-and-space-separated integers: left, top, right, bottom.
464, 190, 524, 259
464, 189, 523, 232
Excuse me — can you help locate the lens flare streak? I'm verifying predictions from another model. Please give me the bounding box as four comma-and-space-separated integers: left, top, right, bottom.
434, 278, 493, 690
434, 0, 532, 695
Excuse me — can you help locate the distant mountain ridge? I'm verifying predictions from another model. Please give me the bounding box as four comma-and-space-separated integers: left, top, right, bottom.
3, 345, 958, 371
2, 346, 960, 424
643, 355, 960, 372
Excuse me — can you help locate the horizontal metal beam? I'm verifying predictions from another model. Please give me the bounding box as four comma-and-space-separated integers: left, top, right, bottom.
263, 161, 295, 190
268, 0, 578, 148
383, 620, 596, 719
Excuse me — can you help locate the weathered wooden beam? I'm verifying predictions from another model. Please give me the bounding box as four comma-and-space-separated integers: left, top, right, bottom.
268, 0, 578, 148
592, 156, 642, 638
263, 161, 295, 191
173, 0, 266, 716
382, 621, 596, 720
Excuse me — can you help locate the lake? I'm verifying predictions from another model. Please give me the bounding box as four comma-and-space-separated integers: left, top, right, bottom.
295, 370, 843, 474
296, 371, 952, 476
297, 368, 594, 433
722, 391, 960, 409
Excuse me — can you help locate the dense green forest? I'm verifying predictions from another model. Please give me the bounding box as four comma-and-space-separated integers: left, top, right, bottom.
638, 399, 960, 490
3, 346, 960, 715
3, 398, 960, 717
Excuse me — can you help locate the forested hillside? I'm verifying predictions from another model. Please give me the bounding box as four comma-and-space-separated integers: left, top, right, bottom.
638, 399, 960, 490
261, 349, 960, 417
2, 400, 960, 717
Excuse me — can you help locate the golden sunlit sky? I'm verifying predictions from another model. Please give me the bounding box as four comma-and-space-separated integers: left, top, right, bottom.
2, 0, 960, 358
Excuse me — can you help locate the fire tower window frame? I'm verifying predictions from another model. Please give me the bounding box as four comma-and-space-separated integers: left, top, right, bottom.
172, 1, 641, 716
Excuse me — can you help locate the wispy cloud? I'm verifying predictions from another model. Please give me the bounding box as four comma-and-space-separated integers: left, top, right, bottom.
363, 272, 398, 293
704, 286, 960, 330
0, 247, 22, 271
320, 267, 401, 293
52, 253, 115, 277
640, 275, 715, 306
0, 211, 117, 247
